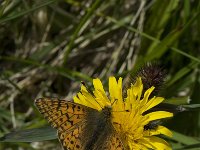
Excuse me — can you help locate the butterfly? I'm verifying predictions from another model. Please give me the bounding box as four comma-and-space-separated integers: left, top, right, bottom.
35, 97, 125, 150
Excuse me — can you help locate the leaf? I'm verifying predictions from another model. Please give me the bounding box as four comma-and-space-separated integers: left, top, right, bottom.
171, 130, 200, 145
182, 104, 200, 111
166, 61, 199, 87
62, 0, 104, 65
165, 96, 190, 105
145, 27, 182, 61
0, 126, 57, 143
175, 143, 200, 150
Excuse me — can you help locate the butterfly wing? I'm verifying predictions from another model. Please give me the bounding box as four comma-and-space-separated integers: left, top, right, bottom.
58, 123, 84, 150
35, 98, 91, 150
106, 134, 125, 150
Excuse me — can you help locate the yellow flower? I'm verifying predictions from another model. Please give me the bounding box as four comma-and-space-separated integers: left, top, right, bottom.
74, 76, 173, 150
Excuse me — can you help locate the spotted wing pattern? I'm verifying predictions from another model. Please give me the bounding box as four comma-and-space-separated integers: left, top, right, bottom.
106, 134, 125, 150
35, 98, 89, 150
58, 123, 84, 150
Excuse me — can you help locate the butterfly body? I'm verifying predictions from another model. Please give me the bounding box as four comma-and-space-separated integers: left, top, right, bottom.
35, 98, 124, 150
81, 106, 114, 150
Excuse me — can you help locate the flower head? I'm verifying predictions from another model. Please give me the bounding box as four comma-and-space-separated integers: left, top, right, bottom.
74, 76, 173, 150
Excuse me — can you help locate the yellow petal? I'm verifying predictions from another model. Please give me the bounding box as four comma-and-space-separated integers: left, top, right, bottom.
146, 97, 164, 110
138, 138, 155, 149
140, 86, 155, 107
93, 78, 110, 107
109, 77, 123, 103
73, 93, 92, 109
73, 87, 101, 110
93, 78, 105, 92
110, 77, 124, 111
142, 97, 164, 113
132, 77, 143, 100
145, 111, 173, 122
144, 125, 172, 137
156, 125, 173, 137
80, 85, 88, 92
125, 86, 136, 110
81, 92, 102, 111
142, 136, 172, 150
109, 76, 117, 100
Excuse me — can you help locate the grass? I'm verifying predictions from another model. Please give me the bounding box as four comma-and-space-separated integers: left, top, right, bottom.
0, 0, 200, 149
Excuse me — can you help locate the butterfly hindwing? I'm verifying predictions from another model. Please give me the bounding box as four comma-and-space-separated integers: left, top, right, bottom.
107, 134, 125, 150
58, 123, 84, 150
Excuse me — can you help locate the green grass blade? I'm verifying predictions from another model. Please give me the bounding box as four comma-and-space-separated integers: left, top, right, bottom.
182, 104, 200, 111
172, 130, 200, 145
166, 61, 199, 87
0, 126, 56, 142
175, 143, 200, 150
145, 27, 182, 61
106, 15, 200, 63
0, 0, 57, 23
62, 0, 103, 65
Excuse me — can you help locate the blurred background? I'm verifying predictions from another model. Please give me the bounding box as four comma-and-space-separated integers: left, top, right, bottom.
0, 0, 200, 149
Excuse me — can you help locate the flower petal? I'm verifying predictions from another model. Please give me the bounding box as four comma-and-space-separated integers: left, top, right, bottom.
157, 126, 173, 137
73, 91, 99, 110
81, 85, 102, 110
156, 125, 173, 137
93, 78, 110, 107
140, 86, 155, 109
146, 97, 164, 111
142, 136, 172, 150
109, 77, 123, 103
132, 77, 143, 100
144, 125, 172, 137
145, 111, 173, 122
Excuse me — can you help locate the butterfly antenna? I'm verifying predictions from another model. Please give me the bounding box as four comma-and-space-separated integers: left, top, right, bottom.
111, 98, 119, 106
93, 89, 104, 109
112, 110, 130, 112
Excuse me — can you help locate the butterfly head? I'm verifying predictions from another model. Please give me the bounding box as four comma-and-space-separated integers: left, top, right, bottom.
102, 106, 112, 120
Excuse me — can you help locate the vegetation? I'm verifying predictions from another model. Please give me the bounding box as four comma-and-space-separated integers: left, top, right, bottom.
0, 0, 200, 149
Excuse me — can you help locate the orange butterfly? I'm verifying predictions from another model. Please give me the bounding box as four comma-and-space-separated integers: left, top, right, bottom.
35, 97, 124, 150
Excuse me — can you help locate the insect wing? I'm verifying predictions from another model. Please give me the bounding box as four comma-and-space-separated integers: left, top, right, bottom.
35, 98, 90, 150
106, 134, 125, 150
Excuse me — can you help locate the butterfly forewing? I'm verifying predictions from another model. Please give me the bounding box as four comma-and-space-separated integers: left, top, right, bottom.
34, 98, 90, 149
35, 98, 87, 129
